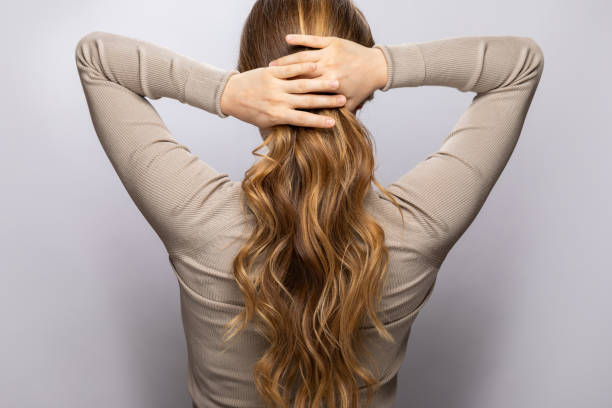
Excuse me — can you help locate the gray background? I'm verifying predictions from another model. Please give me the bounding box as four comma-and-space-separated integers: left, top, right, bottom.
1, 0, 610, 406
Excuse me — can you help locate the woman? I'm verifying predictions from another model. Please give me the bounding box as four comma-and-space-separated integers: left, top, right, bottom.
74, 0, 544, 406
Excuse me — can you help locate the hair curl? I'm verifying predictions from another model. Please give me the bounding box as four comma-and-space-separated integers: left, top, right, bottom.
221, 1, 405, 407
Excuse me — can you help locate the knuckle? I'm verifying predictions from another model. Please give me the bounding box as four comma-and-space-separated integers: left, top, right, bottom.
268, 108, 283, 122
303, 95, 315, 107
284, 66, 295, 77
265, 110, 276, 122
263, 75, 275, 87
262, 92, 274, 105
255, 112, 269, 126
297, 80, 308, 93
296, 111, 308, 125
277, 93, 292, 107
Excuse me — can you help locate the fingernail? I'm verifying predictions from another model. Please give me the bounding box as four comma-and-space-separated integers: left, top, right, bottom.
327, 118, 335, 126
287, 34, 296, 41
330, 80, 339, 88
269, 61, 276, 66
336, 95, 345, 104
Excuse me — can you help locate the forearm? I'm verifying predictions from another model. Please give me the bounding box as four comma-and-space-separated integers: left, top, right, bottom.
74, 31, 237, 254
75, 31, 239, 117
374, 36, 544, 94
371, 36, 544, 265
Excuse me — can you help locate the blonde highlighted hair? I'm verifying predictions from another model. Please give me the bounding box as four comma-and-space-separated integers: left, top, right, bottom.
222, 1, 404, 406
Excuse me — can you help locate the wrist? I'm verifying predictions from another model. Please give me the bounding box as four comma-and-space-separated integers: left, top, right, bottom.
371, 46, 389, 91
219, 72, 238, 118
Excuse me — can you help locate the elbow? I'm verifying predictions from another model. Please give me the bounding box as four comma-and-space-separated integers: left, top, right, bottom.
498, 36, 544, 89
519, 36, 545, 81
74, 32, 96, 72
74, 31, 108, 73
75, 32, 95, 64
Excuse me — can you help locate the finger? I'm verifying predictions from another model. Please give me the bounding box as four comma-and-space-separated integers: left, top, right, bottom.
270, 62, 317, 79
287, 93, 346, 110
284, 78, 340, 94
283, 109, 336, 128
269, 50, 320, 67
285, 34, 335, 49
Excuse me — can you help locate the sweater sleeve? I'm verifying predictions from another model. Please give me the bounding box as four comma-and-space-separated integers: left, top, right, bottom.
372, 36, 544, 267
74, 31, 240, 255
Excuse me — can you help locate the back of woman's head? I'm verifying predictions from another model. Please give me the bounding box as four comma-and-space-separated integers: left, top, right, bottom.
224, 1, 403, 407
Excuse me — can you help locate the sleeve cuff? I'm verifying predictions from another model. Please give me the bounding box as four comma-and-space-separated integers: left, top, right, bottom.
184, 62, 239, 118
215, 69, 240, 118
373, 44, 394, 92
373, 43, 426, 90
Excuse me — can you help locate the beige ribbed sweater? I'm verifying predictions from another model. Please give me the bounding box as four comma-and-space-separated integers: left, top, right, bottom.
75, 31, 543, 407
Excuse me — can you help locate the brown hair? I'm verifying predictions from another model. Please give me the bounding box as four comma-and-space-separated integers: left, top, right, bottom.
222, 1, 404, 407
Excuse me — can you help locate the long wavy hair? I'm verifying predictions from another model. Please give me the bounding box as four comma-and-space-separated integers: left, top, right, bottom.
221, 1, 405, 407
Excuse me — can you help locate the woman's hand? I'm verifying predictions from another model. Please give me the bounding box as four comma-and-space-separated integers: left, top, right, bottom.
268, 34, 388, 112
219, 62, 347, 129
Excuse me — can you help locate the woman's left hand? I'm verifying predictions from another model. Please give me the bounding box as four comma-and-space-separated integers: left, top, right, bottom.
219, 62, 346, 129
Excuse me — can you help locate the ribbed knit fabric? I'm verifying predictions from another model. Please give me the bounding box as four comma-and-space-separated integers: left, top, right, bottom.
75, 31, 543, 407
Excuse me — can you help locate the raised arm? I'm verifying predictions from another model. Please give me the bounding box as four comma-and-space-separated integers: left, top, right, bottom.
74, 31, 239, 255
372, 36, 544, 267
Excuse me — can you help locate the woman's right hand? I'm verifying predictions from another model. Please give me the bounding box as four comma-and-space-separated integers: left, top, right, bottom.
268, 34, 388, 112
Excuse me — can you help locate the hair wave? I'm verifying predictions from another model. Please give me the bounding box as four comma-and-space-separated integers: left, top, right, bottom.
221, 1, 405, 407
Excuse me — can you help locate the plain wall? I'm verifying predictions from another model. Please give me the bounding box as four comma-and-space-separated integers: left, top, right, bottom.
1, 0, 610, 406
